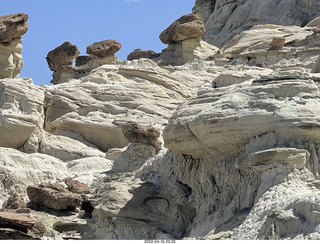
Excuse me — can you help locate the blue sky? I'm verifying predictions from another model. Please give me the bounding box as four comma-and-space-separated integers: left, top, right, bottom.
1, 0, 195, 86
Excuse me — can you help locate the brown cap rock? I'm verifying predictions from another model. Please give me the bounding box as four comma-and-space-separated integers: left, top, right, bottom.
46, 41, 79, 71
0, 13, 28, 43
159, 13, 205, 44
86, 39, 122, 58
122, 121, 162, 152
127, 49, 159, 60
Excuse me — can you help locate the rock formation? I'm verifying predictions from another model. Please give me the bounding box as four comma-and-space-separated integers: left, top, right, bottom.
2, 1, 320, 240
127, 49, 159, 60
0, 13, 28, 79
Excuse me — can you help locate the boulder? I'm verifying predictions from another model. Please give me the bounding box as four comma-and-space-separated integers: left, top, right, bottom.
75, 55, 92, 66
127, 49, 159, 60
46, 41, 79, 72
86, 39, 121, 58
27, 182, 82, 211
270, 36, 285, 48
0, 212, 45, 234
159, 13, 205, 44
121, 121, 162, 152
0, 13, 28, 43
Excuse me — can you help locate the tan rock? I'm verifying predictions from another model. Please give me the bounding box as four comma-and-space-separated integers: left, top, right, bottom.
46, 41, 79, 72
0, 13, 28, 43
2, 194, 25, 210
86, 39, 121, 58
270, 36, 285, 48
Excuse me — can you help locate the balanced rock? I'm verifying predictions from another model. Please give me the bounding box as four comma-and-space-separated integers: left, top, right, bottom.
0, 13, 28, 43
46, 41, 79, 71
159, 13, 205, 44
86, 39, 121, 57
122, 121, 162, 152
127, 49, 159, 60
27, 182, 82, 211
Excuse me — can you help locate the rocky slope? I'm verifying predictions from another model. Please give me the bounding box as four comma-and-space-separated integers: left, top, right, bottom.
1, 1, 320, 240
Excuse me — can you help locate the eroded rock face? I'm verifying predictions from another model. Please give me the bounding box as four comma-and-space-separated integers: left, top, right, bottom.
86, 39, 121, 57
195, 0, 320, 48
27, 182, 82, 211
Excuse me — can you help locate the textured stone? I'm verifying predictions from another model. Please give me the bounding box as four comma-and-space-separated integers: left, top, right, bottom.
0, 78, 44, 151
86, 39, 121, 57
127, 49, 159, 60
196, 0, 320, 48
2, 195, 25, 210
122, 121, 162, 152
270, 36, 285, 48
27, 182, 82, 211
65, 178, 91, 194
0, 13, 28, 43
0, 38, 23, 79
46, 41, 79, 71
0, 211, 45, 234
160, 13, 204, 44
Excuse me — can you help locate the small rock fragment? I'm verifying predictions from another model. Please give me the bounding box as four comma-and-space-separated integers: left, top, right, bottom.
86, 39, 122, 57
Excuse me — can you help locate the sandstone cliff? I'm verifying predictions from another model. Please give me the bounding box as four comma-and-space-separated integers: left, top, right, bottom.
1, 1, 320, 240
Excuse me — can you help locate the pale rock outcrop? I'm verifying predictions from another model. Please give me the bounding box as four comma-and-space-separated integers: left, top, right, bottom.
43, 58, 210, 152
194, 0, 320, 48
67, 157, 113, 185
0, 147, 71, 208
221, 24, 320, 71
0, 78, 44, 151
0, 13, 28, 79
40, 131, 105, 161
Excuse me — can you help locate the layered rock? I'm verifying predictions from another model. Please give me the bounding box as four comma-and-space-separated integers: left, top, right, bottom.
194, 0, 320, 48
0, 13, 28, 79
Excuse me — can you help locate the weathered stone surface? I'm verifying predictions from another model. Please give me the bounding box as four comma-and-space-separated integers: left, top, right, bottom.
196, 0, 320, 48
0, 211, 45, 234
2, 195, 25, 210
127, 49, 159, 61
27, 182, 82, 211
0, 147, 71, 208
65, 178, 91, 194
164, 70, 320, 160
0, 38, 23, 79
0, 78, 44, 151
86, 39, 121, 58
75, 55, 92, 67
160, 13, 205, 44
46, 41, 79, 72
0, 13, 28, 43
122, 121, 162, 152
